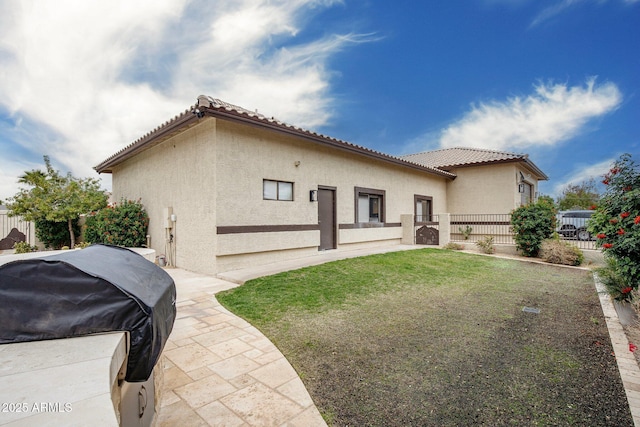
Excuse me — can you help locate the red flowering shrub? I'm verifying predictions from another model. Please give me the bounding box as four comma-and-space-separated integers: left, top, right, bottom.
589, 153, 640, 297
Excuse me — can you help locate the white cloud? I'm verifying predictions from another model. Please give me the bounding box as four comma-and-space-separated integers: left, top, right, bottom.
530, 0, 584, 27
485, 0, 640, 27
550, 158, 614, 197
527, 0, 640, 27
0, 160, 43, 204
438, 78, 622, 151
0, 0, 363, 199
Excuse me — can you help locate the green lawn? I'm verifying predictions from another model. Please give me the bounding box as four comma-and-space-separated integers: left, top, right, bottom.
217, 249, 632, 426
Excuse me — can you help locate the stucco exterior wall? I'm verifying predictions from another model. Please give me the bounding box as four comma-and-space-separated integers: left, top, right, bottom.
213, 120, 448, 269
445, 163, 538, 214
111, 119, 219, 274
111, 117, 449, 274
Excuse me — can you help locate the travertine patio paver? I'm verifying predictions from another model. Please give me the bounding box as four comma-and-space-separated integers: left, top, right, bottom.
157, 268, 327, 427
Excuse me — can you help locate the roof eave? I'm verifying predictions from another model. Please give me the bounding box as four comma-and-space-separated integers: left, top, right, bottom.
440, 157, 548, 180
199, 106, 456, 180
94, 111, 200, 174
95, 99, 456, 180
523, 157, 549, 181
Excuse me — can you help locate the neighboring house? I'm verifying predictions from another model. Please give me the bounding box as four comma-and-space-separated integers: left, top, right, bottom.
95, 96, 546, 274
401, 148, 548, 214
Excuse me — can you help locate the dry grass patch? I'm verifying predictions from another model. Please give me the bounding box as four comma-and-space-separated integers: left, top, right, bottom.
218, 249, 631, 426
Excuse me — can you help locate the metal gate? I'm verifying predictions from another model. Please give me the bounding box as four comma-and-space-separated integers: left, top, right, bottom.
416, 225, 439, 245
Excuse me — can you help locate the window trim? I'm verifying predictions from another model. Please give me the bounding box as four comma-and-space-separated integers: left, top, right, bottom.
263, 179, 294, 201
414, 195, 433, 224
354, 187, 386, 224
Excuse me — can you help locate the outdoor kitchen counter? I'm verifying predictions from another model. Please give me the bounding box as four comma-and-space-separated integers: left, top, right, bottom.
0, 332, 127, 426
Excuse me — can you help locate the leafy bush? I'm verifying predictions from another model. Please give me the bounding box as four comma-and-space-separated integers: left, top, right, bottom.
597, 257, 634, 302
510, 200, 556, 257
13, 241, 38, 254
35, 218, 81, 249
539, 239, 583, 266
588, 153, 640, 291
84, 199, 149, 247
475, 236, 495, 254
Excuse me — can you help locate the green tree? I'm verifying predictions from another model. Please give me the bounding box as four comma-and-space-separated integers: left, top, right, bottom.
35, 218, 81, 249
588, 154, 640, 292
5, 156, 108, 248
510, 200, 557, 257
537, 194, 556, 208
557, 179, 600, 210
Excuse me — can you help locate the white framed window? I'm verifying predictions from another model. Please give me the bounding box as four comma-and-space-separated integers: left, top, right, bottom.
263, 180, 294, 201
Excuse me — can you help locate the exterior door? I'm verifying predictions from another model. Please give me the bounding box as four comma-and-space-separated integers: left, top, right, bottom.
318, 187, 336, 250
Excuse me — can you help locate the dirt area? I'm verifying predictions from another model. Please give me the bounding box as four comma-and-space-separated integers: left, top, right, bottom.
271, 257, 632, 426
622, 298, 640, 367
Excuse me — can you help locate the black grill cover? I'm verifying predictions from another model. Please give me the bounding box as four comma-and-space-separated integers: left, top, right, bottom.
0, 244, 176, 382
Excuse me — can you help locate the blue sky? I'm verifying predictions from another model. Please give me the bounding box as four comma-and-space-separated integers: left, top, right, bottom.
0, 0, 638, 202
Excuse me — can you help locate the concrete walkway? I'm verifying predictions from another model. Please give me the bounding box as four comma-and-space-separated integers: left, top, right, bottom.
157, 245, 640, 426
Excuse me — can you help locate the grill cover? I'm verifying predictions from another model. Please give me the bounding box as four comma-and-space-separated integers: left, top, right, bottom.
0, 244, 176, 382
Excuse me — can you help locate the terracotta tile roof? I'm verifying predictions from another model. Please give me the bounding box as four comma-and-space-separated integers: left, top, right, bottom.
400, 147, 548, 180
95, 96, 456, 179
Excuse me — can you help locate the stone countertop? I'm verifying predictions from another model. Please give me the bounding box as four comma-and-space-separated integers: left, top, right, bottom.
0, 332, 127, 426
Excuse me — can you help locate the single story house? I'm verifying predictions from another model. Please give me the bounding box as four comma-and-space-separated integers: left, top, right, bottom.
95, 96, 547, 274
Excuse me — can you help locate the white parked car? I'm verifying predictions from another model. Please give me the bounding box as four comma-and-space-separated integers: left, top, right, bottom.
556, 210, 594, 241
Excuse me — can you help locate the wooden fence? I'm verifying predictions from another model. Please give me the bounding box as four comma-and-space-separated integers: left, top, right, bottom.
0, 210, 34, 250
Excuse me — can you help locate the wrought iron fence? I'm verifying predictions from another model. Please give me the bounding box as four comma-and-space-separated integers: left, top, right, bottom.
449, 213, 597, 250
555, 212, 596, 250
415, 214, 439, 228
450, 214, 514, 244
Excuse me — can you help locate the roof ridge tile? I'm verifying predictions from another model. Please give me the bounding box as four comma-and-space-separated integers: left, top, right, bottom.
95, 96, 457, 179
